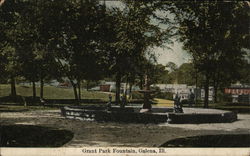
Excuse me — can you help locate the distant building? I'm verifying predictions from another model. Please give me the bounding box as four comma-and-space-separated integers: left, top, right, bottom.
104, 82, 116, 92
49, 80, 60, 86
100, 84, 110, 92
200, 87, 214, 101
225, 84, 250, 103
153, 83, 214, 101
57, 81, 72, 88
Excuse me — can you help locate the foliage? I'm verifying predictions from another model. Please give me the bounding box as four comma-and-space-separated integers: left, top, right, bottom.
154, 92, 173, 100
131, 91, 144, 100
170, 1, 250, 107
1, 0, 248, 106
100, 1, 173, 103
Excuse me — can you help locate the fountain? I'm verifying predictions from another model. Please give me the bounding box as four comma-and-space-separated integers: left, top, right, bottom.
138, 75, 156, 113
60, 76, 237, 124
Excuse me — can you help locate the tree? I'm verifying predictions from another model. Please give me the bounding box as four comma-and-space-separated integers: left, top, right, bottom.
101, 1, 170, 104
16, 0, 40, 99
240, 62, 250, 84
165, 62, 178, 83
172, 1, 250, 107
166, 62, 177, 72
39, 0, 107, 103
0, 0, 28, 96
0, 0, 59, 100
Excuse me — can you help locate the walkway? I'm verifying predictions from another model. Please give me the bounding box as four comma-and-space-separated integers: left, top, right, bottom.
154, 98, 174, 107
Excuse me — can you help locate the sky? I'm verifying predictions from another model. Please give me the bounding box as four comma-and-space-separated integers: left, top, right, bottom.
155, 42, 191, 67
105, 1, 191, 67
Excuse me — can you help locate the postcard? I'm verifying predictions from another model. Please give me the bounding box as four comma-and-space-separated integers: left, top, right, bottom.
0, 0, 249, 156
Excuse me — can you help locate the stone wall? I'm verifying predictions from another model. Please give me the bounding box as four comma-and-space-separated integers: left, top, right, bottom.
61, 106, 238, 124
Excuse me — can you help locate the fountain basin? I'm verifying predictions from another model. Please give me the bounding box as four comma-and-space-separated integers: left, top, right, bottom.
60, 105, 237, 124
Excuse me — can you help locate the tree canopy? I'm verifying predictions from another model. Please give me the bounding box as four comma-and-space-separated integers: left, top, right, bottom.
0, 1, 249, 106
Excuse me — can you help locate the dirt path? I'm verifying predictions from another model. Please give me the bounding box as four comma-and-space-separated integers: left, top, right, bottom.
0, 109, 249, 147
154, 98, 174, 107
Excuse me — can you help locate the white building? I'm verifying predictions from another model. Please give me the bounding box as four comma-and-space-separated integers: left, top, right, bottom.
200, 87, 214, 101
102, 81, 140, 93
153, 83, 213, 101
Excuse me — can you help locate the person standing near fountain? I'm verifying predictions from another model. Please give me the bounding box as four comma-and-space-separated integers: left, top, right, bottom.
174, 93, 183, 113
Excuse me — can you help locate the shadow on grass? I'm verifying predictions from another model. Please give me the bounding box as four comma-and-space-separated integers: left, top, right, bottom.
160, 134, 250, 147
0, 125, 74, 147
0, 109, 29, 112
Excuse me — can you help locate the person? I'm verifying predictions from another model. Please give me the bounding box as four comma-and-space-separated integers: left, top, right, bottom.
106, 94, 112, 111
174, 93, 183, 113
189, 90, 195, 107
120, 94, 126, 109
108, 94, 112, 102
40, 98, 46, 107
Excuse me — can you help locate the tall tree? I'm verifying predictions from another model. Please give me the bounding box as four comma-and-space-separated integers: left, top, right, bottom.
0, 0, 28, 96
172, 1, 250, 107
39, 0, 106, 103
102, 1, 170, 104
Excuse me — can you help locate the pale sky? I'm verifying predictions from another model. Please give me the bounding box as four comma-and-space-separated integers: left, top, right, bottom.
155, 42, 191, 67
105, 1, 191, 67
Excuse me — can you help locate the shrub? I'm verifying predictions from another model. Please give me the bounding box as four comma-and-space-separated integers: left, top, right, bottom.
221, 94, 233, 102
181, 99, 189, 104
131, 91, 144, 100
154, 92, 174, 100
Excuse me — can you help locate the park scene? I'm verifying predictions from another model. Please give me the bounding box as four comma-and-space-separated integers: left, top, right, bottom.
0, 0, 250, 148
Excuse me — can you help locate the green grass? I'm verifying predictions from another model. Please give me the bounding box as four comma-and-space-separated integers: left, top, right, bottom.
0, 84, 249, 113
0, 84, 113, 100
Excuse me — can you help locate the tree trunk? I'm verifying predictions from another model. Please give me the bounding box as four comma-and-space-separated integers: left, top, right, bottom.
213, 71, 220, 103
78, 79, 81, 100
214, 84, 218, 103
40, 75, 44, 99
204, 74, 209, 108
86, 80, 89, 91
195, 70, 198, 106
73, 84, 79, 104
10, 76, 16, 96
129, 83, 133, 100
139, 75, 143, 90
115, 72, 121, 104
32, 81, 36, 99
70, 80, 79, 104
124, 76, 128, 97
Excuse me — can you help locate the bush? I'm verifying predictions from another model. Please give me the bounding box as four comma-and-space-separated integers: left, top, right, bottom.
131, 91, 144, 100
154, 92, 173, 100
221, 94, 233, 102
181, 99, 189, 104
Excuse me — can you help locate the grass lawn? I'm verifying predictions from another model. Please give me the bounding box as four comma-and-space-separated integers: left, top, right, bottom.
0, 84, 113, 100
0, 84, 249, 113
153, 98, 174, 107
